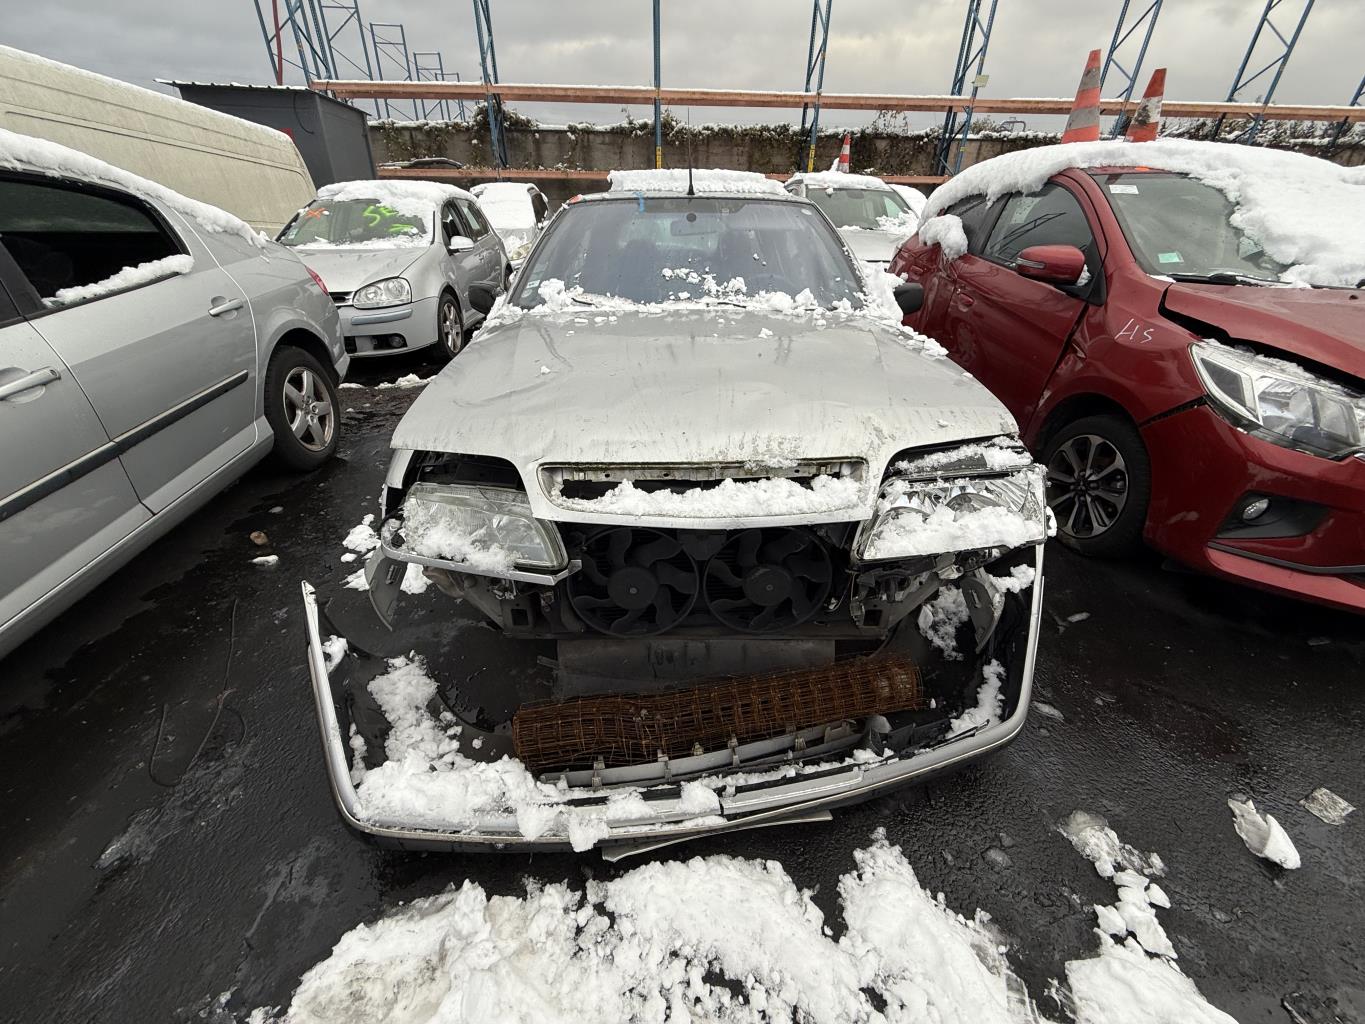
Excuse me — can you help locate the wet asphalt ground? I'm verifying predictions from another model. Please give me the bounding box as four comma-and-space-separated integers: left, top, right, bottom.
1, 358, 1362, 1024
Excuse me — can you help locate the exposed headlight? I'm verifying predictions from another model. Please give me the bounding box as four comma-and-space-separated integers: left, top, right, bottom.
856, 466, 1047, 562
507, 239, 533, 262
352, 277, 412, 309
1191, 341, 1364, 459
399, 482, 566, 571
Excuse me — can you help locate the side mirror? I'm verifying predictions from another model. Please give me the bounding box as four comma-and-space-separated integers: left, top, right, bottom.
1014, 244, 1086, 286
893, 281, 924, 316
447, 235, 475, 253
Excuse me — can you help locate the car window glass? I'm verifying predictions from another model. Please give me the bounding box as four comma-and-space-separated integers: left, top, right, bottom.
442, 202, 465, 242
0, 177, 181, 307
983, 184, 1094, 264
0, 264, 20, 327
456, 199, 490, 240
944, 196, 1002, 255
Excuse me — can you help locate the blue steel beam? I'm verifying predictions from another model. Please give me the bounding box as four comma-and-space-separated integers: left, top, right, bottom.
252, 0, 330, 84
318, 0, 378, 114
1328, 73, 1364, 148
472, 0, 508, 168
1218, 0, 1316, 142
936, 0, 1000, 175
370, 22, 418, 120
797, 0, 834, 172
1100, 0, 1164, 136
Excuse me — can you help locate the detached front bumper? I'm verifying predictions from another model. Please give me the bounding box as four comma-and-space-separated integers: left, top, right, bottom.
300, 543, 1044, 856
1142, 404, 1365, 613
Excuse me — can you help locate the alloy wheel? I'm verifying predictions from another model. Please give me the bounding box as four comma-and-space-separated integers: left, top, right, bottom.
1046, 433, 1129, 539
282, 366, 335, 452
440, 299, 463, 356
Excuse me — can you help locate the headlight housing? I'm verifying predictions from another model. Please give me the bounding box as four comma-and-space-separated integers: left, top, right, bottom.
398, 482, 566, 571
352, 277, 412, 309
507, 239, 533, 262
1191, 341, 1364, 459
856, 465, 1047, 562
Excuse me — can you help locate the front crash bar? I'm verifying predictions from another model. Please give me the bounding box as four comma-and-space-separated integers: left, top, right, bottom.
300, 543, 1045, 854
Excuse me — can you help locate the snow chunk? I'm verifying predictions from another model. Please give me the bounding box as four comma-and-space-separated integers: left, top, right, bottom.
399, 497, 518, 574
918, 213, 969, 259
918, 585, 969, 660
316, 178, 470, 218
1067, 936, 1237, 1024
608, 167, 787, 195
895, 436, 1034, 475
552, 474, 865, 520
250, 554, 279, 567
341, 514, 378, 555
864, 503, 1042, 560
948, 660, 1005, 735
920, 138, 1365, 287
1228, 797, 1301, 869
47, 254, 193, 306
1059, 810, 1165, 879
1300, 786, 1354, 825
0, 127, 265, 248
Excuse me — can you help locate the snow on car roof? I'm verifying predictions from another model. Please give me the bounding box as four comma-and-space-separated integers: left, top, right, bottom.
608, 168, 788, 196
471, 181, 539, 230
921, 138, 1365, 288
316, 179, 473, 218
0, 126, 265, 247
788, 171, 894, 191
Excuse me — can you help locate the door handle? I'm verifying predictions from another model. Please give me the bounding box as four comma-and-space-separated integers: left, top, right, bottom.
954, 293, 975, 309
208, 297, 245, 317
0, 366, 61, 401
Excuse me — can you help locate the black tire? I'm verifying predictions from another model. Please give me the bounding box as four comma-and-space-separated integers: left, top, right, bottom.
1041, 413, 1150, 557
264, 346, 340, 471
430, 292, 465, 364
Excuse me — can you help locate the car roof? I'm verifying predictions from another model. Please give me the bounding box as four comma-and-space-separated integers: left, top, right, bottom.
574, 189, 804, 204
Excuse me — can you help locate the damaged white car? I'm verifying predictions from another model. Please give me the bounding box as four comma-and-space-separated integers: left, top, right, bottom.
302, 169, 1048, 855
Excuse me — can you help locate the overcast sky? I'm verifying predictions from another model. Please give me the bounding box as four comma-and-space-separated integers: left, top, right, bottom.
6, 0, 1362, 130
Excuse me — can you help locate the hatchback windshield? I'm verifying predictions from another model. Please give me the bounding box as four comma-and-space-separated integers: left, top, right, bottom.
1096, 172, 1288, 282
512, 196, 862, 308
805, 187, 912, 231
278, 199, 431, 248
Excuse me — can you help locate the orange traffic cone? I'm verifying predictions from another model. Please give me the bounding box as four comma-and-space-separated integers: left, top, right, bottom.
1124, 68, 1166, 142
837, 133, 851, 172
1061, 49, 1102, 143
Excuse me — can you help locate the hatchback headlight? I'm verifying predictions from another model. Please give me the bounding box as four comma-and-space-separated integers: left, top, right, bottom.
507, 239, 533, 262
399, 482, 566, 571
352, 277, 412, 309
1191, 341, 1364, 459
856, 467, 1046, 562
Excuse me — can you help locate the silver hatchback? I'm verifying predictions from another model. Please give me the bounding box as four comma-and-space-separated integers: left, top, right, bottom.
279, 181, 508, 363
0, 131, 347, 659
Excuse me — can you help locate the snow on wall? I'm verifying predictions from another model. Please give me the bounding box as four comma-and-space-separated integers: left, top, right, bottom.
0, 127, 266, 248
920, 138, 1365, 287
316, 179, 472, 218
608, 167, 788, 195
46, 253, 193, 306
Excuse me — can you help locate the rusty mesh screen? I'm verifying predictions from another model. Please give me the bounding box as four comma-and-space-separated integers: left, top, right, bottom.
512, 656, 922, 774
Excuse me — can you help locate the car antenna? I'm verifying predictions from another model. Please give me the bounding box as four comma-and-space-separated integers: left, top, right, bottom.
686, 107, 695, 196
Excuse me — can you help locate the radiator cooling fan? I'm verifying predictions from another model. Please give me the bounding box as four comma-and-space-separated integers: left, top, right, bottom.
567, 527, 699, 636
703, 527, 833, 633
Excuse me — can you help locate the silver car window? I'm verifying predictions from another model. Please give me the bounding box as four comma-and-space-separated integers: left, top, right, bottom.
455, 198, 490, 241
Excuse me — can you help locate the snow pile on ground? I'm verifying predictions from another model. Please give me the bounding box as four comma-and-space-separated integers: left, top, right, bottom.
348, 656, 722, 850
917, 214, 969, 259
948, 660, 1006, 735
342, 514, 379, 555
249, 831, 1044, 1024
608, 168, 788, 195
400, 496, 519, 573
0, 126, 265, 247
1227, 797, 1301, 869
551, 474, 865, 520
920, 138, 1365, 287
45, 253, 193, 306
1059, 811, 1237, 1024
339, 372, 432, 390
317, 179, 470, 217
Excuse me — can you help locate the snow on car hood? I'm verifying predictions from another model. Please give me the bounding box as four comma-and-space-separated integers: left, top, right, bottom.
839, 228, 909, 265
1161, 283, 1365, 378
293, 246, 426, 294
391, 309, 1018, 525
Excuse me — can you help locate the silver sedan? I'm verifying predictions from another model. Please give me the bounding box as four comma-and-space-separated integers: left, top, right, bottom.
279, 181, 509, 362
0, 140, 347, 659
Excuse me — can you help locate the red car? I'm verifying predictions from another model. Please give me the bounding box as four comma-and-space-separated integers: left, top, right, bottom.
891, 161, 1365, 613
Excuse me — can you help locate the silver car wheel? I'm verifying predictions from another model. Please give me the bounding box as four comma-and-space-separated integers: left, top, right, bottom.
1046, 433, 1128, 539
440, 298, 463, 356
283, 366, 335, 452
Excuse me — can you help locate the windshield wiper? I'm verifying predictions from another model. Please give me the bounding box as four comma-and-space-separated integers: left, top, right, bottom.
569, 295, 597, 307
1167, 272, 1276, 287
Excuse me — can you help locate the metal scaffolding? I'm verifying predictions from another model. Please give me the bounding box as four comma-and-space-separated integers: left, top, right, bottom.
472, 0, 508, 167
369, 22, 418, 120
936, 0, 1000, 175
797, 0, 834, 172
1100, 0, 1164, 136
1327, 73, 1364, 148
414, 53, 453, 120
653, 0, 663, 168
251, 0, 331, 84
1217, 0, 1316, 142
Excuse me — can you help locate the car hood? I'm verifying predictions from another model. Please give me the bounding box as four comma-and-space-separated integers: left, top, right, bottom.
292, 246, 428, 295
839, 228, 909, 264
391, 309, 1018, 525
1161, 283, 1365, 379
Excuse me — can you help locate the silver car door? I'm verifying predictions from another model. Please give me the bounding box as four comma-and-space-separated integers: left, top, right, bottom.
6, 175, 258, 514
455, 197, 503, 302
0, 253, 149, 643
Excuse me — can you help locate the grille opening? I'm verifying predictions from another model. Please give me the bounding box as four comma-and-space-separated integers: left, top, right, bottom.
558, 473, 824, 501
418, 452, 523, 490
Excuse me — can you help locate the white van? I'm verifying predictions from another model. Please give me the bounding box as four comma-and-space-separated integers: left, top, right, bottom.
0, 46, 314, 233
